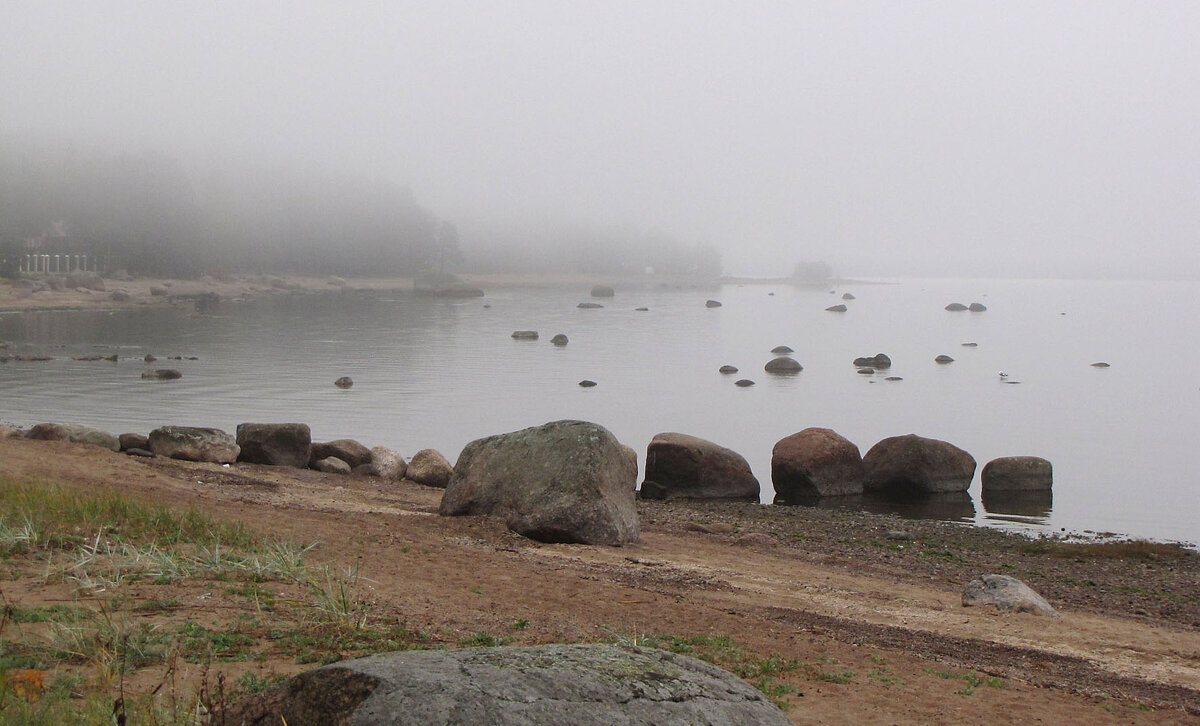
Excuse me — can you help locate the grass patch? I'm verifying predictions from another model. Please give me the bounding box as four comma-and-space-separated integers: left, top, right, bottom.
1016, 538, 1193, 561
595, 630, 802, 710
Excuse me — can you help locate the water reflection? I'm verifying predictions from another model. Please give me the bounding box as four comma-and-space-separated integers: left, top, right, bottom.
775, 492, 977, 523
981, 490, 1053, 527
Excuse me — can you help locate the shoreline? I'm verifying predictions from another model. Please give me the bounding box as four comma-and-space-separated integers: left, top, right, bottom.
0, 434, 1197, 720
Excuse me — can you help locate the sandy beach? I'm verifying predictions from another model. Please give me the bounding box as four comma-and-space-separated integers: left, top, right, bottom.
0, 433, 1197, 723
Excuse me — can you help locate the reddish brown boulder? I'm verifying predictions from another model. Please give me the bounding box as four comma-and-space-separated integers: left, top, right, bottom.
640, 433, 759, 502
862, 434, 976, 495
771, 428, 864, 501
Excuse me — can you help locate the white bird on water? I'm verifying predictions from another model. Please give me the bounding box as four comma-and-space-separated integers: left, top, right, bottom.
998, 371, 1009, 378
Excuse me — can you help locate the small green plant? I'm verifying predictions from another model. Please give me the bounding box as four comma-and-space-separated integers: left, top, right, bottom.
868, 668, 905, 686
512, 618, 529, 630
459, 632, 510, 647
817, 670, 855, 684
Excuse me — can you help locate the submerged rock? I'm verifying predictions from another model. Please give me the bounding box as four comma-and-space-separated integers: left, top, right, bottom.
334, 376, 354, 389
853, 353, 892, 369
511, 331, 539, 340
705, 299, 722, 308
771, 345, 794, 355
934, 355, 955, 364
969, 302, 988, 312
825, 304, 848, 312
764, 356, 803, 374
945, 302, 968, 311
550, 334, 569, 346
734, 379, 755, 387
718, 365, 739, 374
141, 369, 183, 380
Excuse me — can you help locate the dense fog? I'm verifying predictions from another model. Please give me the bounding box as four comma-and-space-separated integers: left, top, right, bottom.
2, 2, 1197, 280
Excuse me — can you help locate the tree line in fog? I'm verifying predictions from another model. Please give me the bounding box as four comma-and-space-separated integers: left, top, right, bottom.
0, 135, 722, 280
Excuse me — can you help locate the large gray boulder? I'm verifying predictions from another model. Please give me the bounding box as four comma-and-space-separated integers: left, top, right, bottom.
981, 456, 1053, 492
148, 426, 240, 464
962, 574, 1057, 616
236, 423, 312, 468
862, 434, 976, 495
406, 449, 454, 488
772, 427, 864, 500
215, 644, 791, 726
853, 353, 891, 369
439, 420, 639, 546
310, 439, 373, 469
640, 433, 759, 502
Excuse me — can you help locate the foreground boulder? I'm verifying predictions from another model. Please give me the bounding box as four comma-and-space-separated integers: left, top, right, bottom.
148, 426, 240, 464
216, 644, 791, 726
313, 457, 351, 475
640, 433, 759, 502
236, 423, 312, 468
862, 434, 976, 495
310, 439, 373, 469
772, 428, 864, 500
439, 420, 638, 545
981, 456, 1052, 492
962, 574, 1057, 616
406, 449, 454, 488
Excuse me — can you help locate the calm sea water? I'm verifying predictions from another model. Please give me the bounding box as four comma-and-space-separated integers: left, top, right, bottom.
1, 278, 1197, 544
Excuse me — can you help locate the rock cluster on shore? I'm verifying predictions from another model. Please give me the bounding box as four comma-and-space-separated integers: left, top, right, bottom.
9, 416, 1050, 549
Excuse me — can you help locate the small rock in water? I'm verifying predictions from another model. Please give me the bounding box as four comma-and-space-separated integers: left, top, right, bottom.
1090, 361, 1110, 368
764, 356, 803, 374
945, 302, 968, 311
144, 353, 157, 362
935, 355, 955, 364
771, 345, 794, 355
842, 292, 856, 300
962, 342, 979, 347
734, 379, 755, 387
142, 369, 182, 380
825, 304, 848, 312
511, 330, 539, 340
857, 367, 875, 375
334, 376, 353, 389
718, 365, 739, 374
635, 306, 649, 311
578, 379, 597, 387
550, 334, 569, 346
577, 302, 604, 309
884, 376, 903, 381
969, 302, 987, 312
705, 299, 722, 308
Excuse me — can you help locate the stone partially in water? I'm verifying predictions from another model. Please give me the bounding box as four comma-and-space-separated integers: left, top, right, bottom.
551, 334, 569, 346
705, 299, 722, 308
764, 356, 802, 374
825, 304, 848, 312
718, 365, 739, 374
334, 376, 353, 389
511, 330, 539, 340
934, 355, 954, 364
734, 379, 755, 387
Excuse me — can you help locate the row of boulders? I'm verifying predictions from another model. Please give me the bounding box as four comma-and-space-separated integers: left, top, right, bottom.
638, 427, 1050, 504
10, 418, 1048, 550
17, 421, 454, 487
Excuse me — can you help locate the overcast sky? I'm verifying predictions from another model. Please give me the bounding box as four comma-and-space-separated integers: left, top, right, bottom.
2, 1, 1197, 278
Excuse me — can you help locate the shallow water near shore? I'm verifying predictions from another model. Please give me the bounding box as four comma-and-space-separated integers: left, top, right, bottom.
1, 277, 1197, 544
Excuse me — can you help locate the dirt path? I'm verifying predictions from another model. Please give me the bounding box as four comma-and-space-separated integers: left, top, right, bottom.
1, 436, 1198, 724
